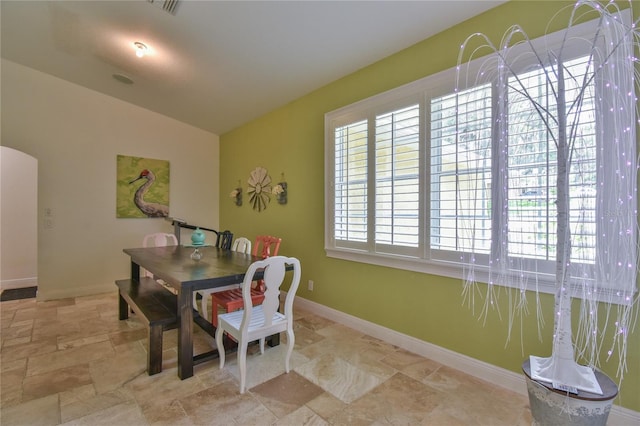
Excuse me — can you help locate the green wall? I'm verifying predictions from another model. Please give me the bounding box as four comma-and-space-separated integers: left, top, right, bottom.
220, 1, 639, 411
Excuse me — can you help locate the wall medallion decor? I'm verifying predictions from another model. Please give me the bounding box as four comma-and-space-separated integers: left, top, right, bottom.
117, 155, 170, 218
247, 166, 271, 211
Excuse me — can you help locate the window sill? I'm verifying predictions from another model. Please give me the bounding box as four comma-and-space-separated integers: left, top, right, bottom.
325, 247, 635, 306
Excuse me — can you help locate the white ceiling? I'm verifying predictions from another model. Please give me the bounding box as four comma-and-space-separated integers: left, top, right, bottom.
1, 0, 505, 135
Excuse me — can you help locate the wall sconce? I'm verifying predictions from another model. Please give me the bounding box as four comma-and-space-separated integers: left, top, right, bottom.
272, 173, 287, 205
230, 181, 242, 206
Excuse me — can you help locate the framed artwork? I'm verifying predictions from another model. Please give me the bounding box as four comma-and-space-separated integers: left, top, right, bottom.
116, 155, 170, 218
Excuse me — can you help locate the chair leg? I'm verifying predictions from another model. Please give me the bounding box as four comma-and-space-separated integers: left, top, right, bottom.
212, 300, 219, 327
200, 293, 209, 322
285, 329, 295, 373
238, 339, 249, 394
215, 327, 225, 369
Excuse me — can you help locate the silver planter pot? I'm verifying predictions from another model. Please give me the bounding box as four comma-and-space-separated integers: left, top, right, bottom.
522, 359, 618, 426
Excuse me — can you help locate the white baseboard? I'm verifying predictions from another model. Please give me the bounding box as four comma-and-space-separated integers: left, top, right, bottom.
1, 277, 37, 291
291, 295, 640, 425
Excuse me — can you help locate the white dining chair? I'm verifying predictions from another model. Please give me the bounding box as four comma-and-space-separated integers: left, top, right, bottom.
194, 236, 252, 321
215, 256, 301, 394
231, 237, 252, 254
142, 232, 178, 279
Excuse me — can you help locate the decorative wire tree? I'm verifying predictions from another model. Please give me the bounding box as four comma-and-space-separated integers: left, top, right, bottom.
457, 0, 639, 394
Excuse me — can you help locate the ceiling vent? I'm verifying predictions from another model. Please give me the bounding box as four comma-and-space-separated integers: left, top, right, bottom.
147, 0, 180, 15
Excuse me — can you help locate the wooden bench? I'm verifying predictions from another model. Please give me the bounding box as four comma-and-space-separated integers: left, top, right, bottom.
116, 277, 178, 375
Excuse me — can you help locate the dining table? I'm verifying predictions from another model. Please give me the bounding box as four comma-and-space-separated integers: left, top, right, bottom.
123, 244, 275, 379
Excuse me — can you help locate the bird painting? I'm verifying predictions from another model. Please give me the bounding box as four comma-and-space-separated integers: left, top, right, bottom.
129, 169, 169, 217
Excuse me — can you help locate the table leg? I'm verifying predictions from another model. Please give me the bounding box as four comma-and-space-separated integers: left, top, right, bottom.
177, 287, 194, 379
130, 261, 140, 281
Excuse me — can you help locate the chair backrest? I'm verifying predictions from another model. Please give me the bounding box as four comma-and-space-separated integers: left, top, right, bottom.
142, 233, 178, 277
231, 237, 252, 254
143, 233, 178, 248
216, 230, 234, 250
240, 256, 301, 329
252, 235, 282, 258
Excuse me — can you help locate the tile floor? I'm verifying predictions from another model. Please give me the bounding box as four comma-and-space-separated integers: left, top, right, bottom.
1, 292, 532, 425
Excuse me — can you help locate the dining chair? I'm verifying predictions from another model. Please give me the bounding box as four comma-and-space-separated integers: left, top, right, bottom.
210, 235, 282, 327
231, 237, 252, 254
216, 230, 234, 250
142, 233, 178, 279
194, 234, 251, 321
216, 256, 301, 394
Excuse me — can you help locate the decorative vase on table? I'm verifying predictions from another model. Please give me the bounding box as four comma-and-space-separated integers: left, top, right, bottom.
190, 227, 205, 260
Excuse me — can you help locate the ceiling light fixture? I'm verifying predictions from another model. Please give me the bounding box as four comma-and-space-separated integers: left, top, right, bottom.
133, 42, 148, 58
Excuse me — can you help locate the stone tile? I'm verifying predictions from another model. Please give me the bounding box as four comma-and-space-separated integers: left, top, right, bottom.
1, 385, 23, 408
295, 313, 336, 331
279, 404, 329, 425
8, 318, 35, 329
220, 343, 309, 392
380, 348, 437, 371
60, 387, 136, 424
229, 401, 278, 425
0, 393, 60, 426
26, 340, 114, 377
3, 335, 32, 348
89, 341, 147, 393
58, 334, 110, 350
316, 323, 363, 341
1, 358, 27, 407
22, 364, 93, 401
125, 366, 206, 408
0, 298, 37, 313
59, 399, 146, 426
292, 321, 326, 349
0, 292, 535, 425
13, 306, 58, 322
422, 364, 485, 392
251, 371, 324, 418
1, 336, 58, 362
0, 357, 27, 373
295, 353, 388, 404
108, 327, 148, 347
1, 324, 33, 343
305, 391, 347, 420
178, 381, 262, 425
32, 319, 83, 343
59, 383, 97, 407
328, 372, 444, 425
141, 398, 191, 425
385, 351, 443, 384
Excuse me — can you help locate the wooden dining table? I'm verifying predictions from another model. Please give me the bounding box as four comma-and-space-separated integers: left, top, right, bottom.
123, 244, 273, 379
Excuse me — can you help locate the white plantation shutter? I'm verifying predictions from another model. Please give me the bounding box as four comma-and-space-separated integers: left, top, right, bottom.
334, 120, 368, 243
430, 84, 492, 256
506, 57, 597, 265
375, 105, 420, 249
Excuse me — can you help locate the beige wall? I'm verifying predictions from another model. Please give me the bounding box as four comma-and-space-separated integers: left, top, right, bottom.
0, 147, 38, 289
1, 59, 220, 300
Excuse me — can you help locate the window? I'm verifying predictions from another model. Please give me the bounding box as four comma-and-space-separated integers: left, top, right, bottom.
325, 12, 636, 301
